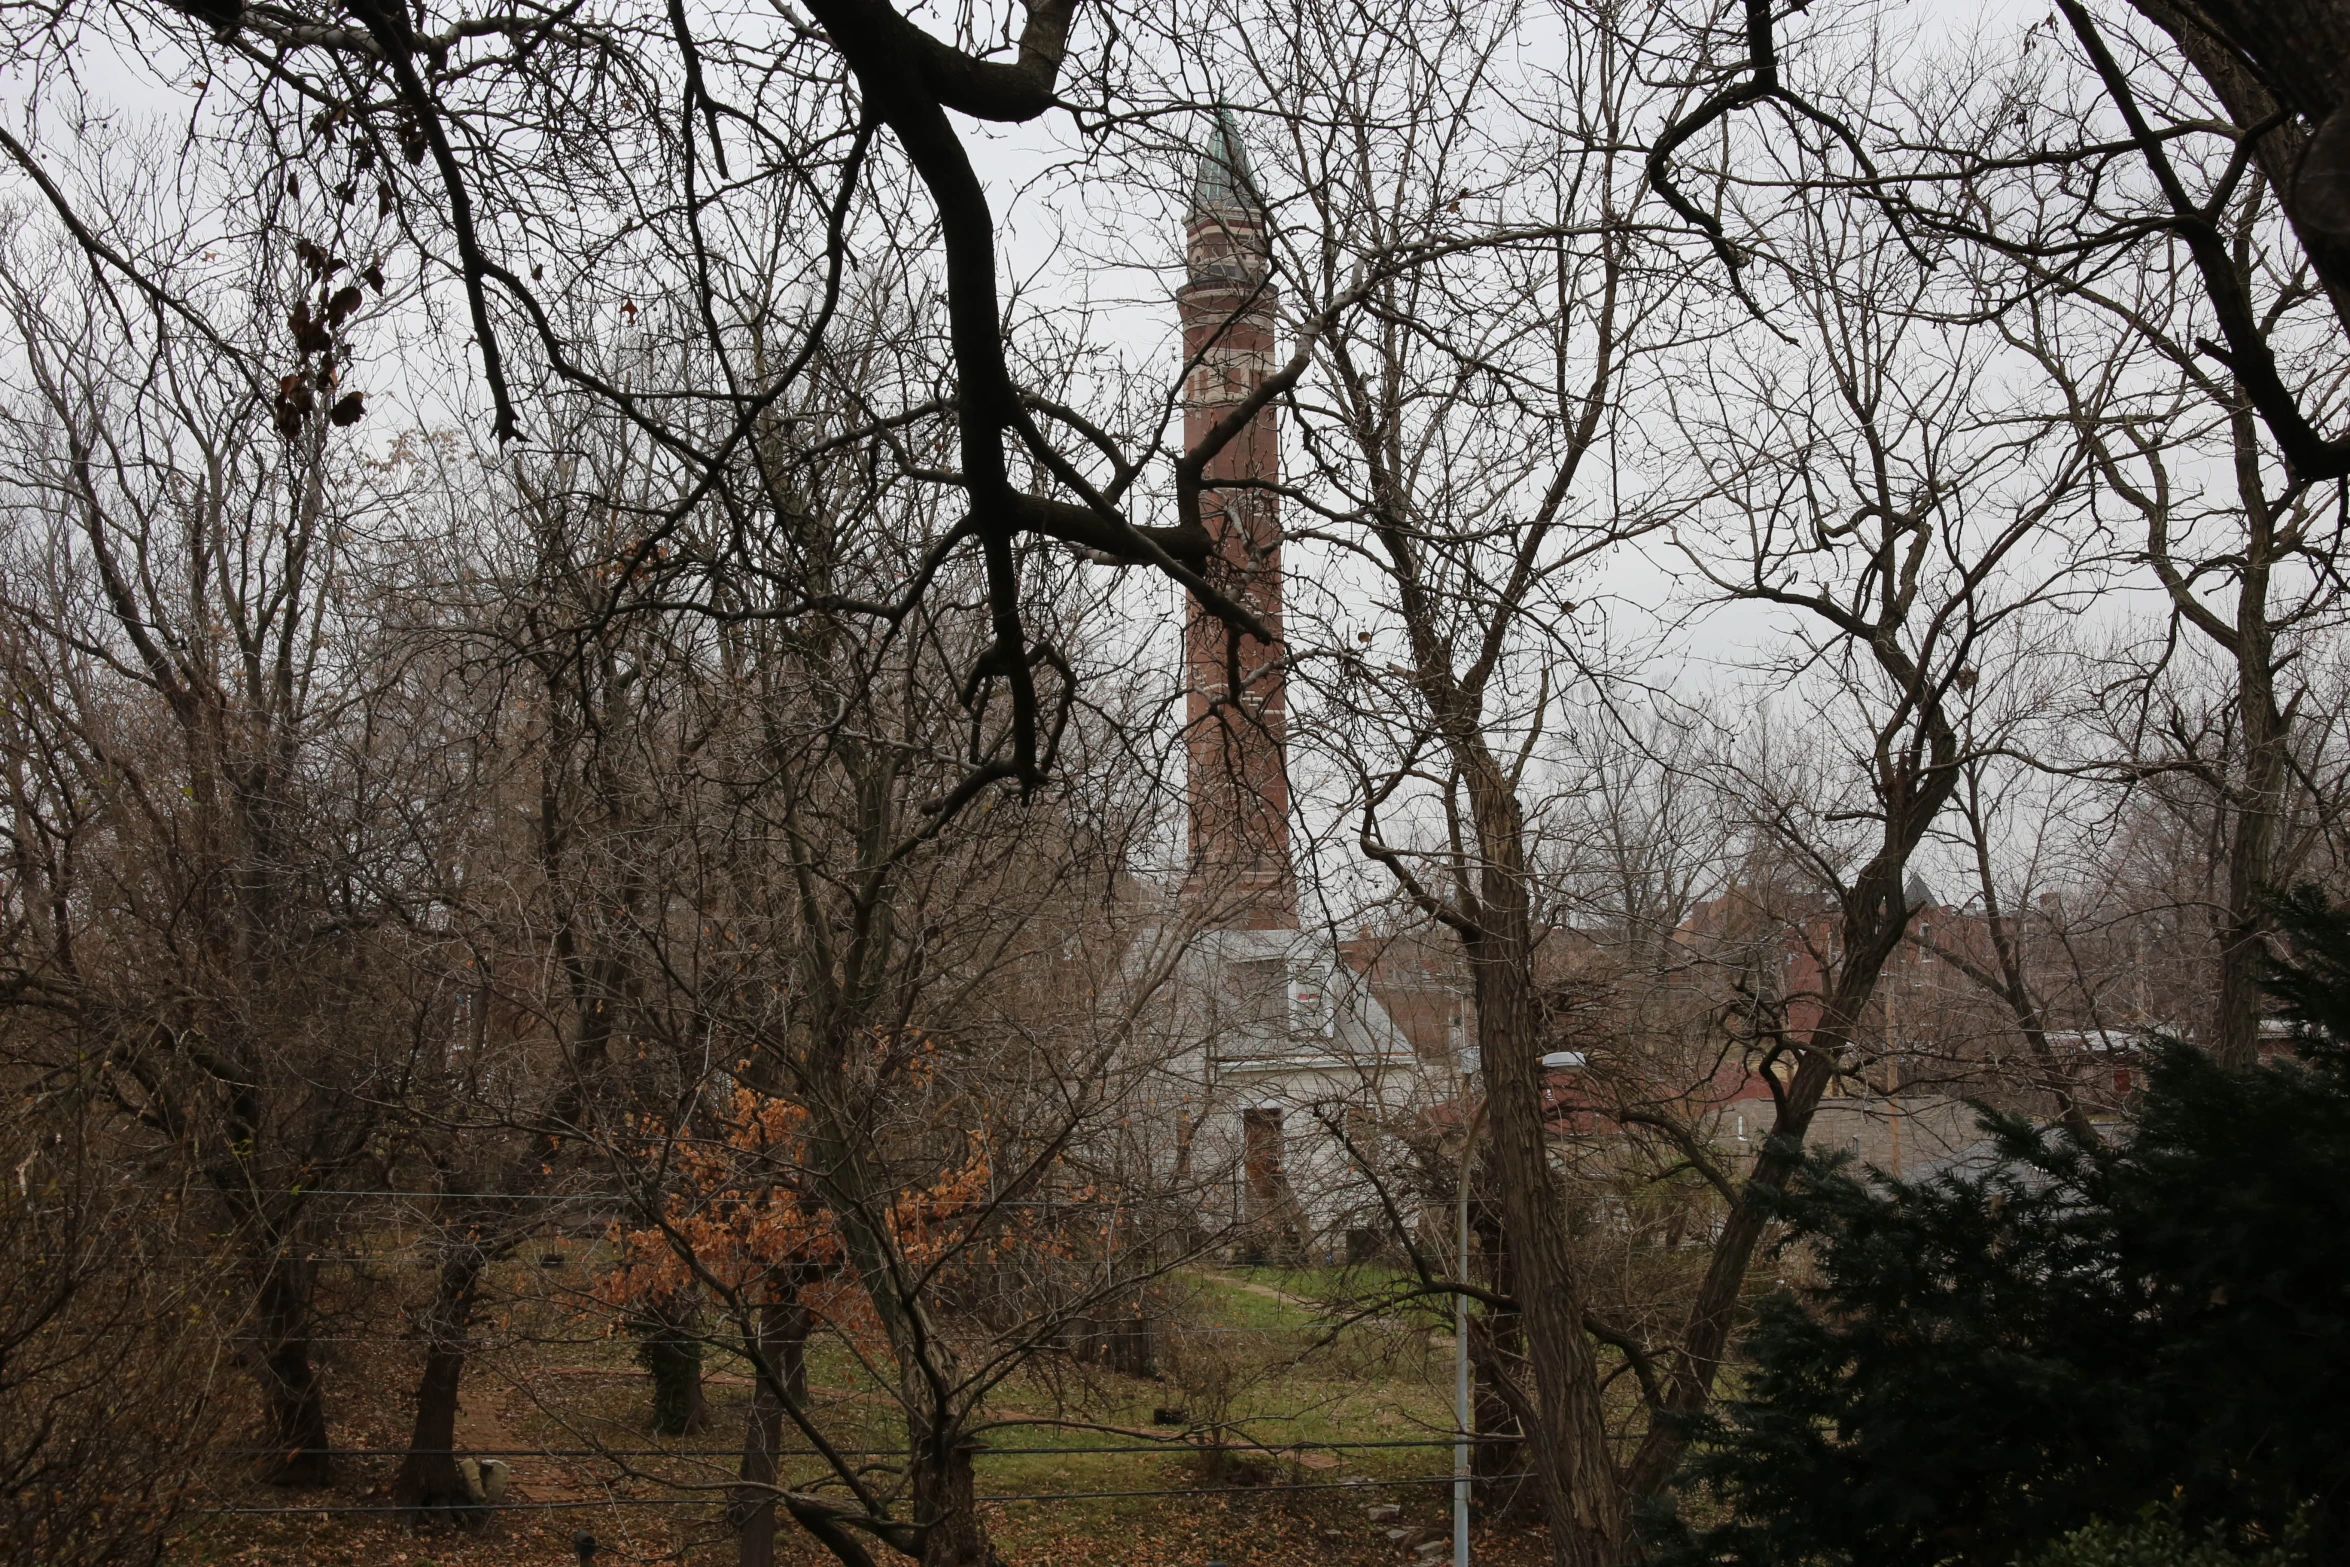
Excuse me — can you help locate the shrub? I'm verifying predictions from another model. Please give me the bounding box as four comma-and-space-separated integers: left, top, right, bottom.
1642, 888, 2350, 1567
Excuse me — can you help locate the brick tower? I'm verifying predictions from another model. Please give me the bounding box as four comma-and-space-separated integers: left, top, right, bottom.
1179, 111, 1297, 930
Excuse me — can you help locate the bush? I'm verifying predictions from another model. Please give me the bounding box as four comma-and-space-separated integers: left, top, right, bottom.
0, 1119, 213, 1567
2023, 1511, 2304, 1567
1642, 888, 2350, 1567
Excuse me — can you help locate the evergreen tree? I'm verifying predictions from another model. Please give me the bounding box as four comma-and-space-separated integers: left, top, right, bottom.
1645, 889, 2350, 1567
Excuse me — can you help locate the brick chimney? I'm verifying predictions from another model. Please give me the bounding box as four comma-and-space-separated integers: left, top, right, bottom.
1179, 111, 1296, 929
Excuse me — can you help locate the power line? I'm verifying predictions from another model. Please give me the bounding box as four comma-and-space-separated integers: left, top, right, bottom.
194, 1470, 1534, 1515
87, 1187, 1178, 1208
216, 1437, 1504, 1459
152, 1321, 1363, 1353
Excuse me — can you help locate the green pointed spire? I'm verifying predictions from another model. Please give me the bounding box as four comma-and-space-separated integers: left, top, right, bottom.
1191, 107, 1258, 216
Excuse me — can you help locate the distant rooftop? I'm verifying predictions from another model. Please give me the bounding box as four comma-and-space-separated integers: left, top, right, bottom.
1191, 107, 1260, 216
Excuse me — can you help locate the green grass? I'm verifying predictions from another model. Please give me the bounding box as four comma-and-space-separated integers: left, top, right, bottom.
171, 1238, 1498, 1566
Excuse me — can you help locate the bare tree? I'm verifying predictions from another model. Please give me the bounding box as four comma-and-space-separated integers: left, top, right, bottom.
367, 288, 1241, 1560
1628, 128, 2099, 1491
0, 0, 1292, 818
0, 1099, 217, 1567
0, 214, 439, 1483
1214, 0, 1676, 1556
558, 551, 1221, 1567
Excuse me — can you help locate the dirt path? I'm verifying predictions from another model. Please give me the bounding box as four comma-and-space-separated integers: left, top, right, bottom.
1212, 1270, 1452, 1347
453, 1380, 605, 1503
1220, 1272, 1315, 1308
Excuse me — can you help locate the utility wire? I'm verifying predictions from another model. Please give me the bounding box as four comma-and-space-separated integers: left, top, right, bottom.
216, 1437, 1505, 1459
196, 1470, 1535, 1514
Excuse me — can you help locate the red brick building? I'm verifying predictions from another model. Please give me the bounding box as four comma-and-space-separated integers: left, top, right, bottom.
1120, 113, 1421, 1258
1178, 110, 1296, 930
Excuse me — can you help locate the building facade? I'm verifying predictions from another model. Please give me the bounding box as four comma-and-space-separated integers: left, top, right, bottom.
1126, 115, 1422, 1261
1178, 110, 1296, 928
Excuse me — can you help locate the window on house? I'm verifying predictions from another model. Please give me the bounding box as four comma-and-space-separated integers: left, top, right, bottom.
1221, 957, 1289, 1029
1242, 1108, 1285, 1200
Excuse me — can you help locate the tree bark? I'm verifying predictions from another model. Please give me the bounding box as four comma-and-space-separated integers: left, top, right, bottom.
2151, 0, 2350, 132
2219, 410, 2286, 1070
736, 1297, 809, 1567
2216, 627, 2284, 1070
392, 1244, 486, 1513
638, 1299, 712, 1437
253, 1254, 330, 1486
912, 1433, 994, 1567
1468, 1201, 1528, 1499
1461, 753, 1625, 1567
2128, 0, 2350, 331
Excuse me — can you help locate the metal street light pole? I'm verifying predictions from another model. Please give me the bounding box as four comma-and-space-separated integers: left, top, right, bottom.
1454, 1091, 1488, 1567
1455, 1167, 1471, 1567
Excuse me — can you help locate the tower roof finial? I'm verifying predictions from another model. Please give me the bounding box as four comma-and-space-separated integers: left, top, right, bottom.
1191, 107, 1259, 217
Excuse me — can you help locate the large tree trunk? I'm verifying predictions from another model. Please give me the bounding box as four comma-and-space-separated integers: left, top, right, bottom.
736, 1297, 809, 1567
2155, 0, 2350, 135
2218, 459, 2286, 1071
1461, 756, 1625, 1567
637, 1298, 712, 1436
253, 1254, 330, 1486
392, 1245, 486, 1513
2217, 677, 2283, 1070
1469, 1201, 1526, 1491
911, 1432, 993, 1567
2128, 0, 2350, 331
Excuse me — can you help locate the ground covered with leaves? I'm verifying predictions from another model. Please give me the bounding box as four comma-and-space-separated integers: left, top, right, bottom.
165, 1257, 1560, 1567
